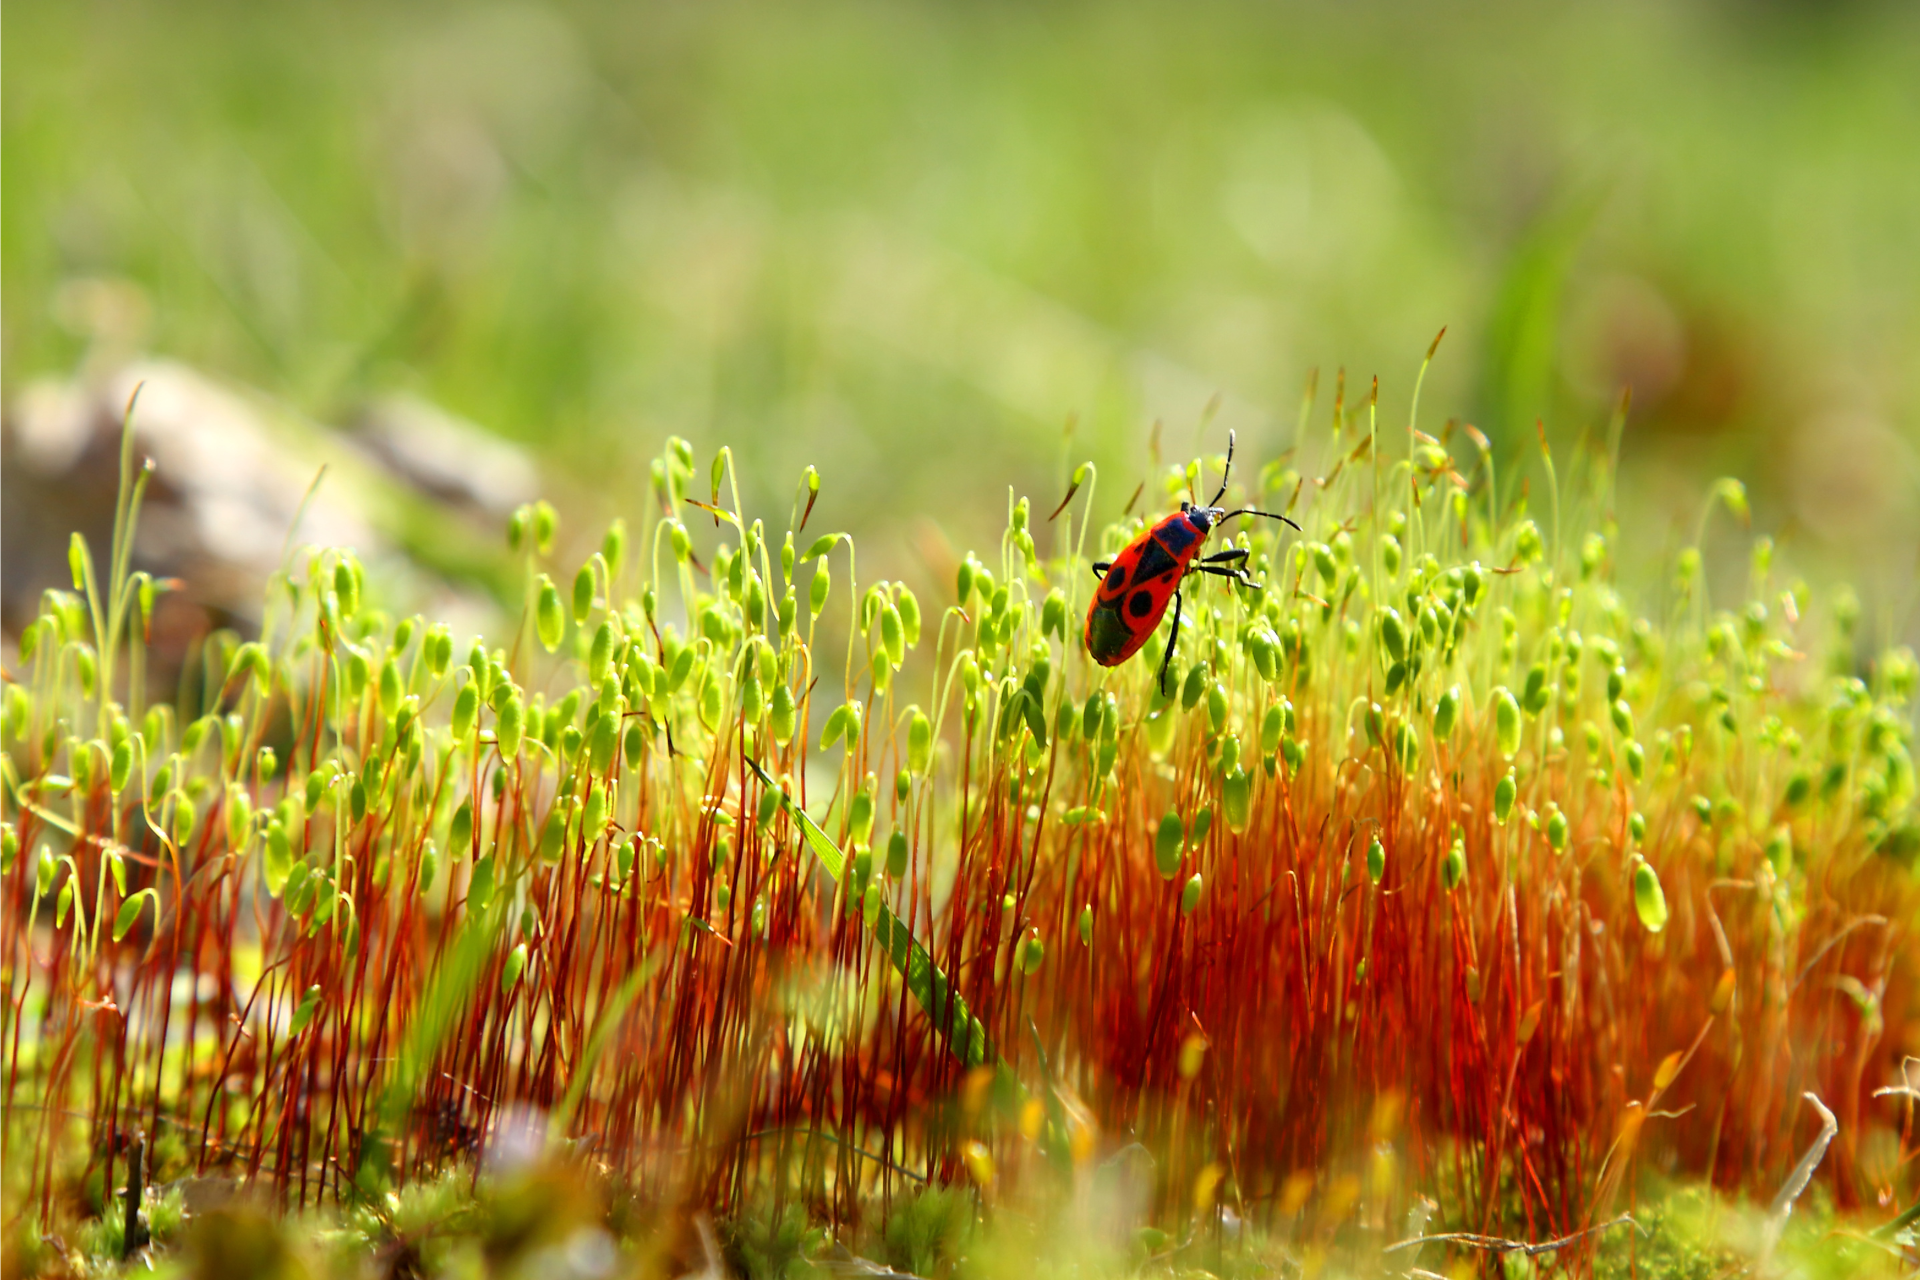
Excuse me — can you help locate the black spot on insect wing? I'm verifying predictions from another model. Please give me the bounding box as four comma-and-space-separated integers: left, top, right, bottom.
1132, 539, 1180, 582
1128, 590, 1155, 618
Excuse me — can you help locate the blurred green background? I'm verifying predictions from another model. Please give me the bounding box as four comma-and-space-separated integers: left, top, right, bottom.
5, 0, 1918, 632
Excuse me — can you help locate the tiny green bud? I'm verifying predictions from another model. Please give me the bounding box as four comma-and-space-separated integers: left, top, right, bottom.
1493, 770, 1517, 823
450, 800, 474, 854
1040, 589, 1067, 642
771, 683, 797, 744
1513, 519, 1543, 564
1545, 807, 1569, 851
172, 795, 197, 847
1181, 663, 1206, 712
334, 559, 360, 618
1379, 607, 1407, 663
573, 562, 596, 624
1155, 812, 1184, 879
1223, 768, 1252, 833
501, 942, 529, 993
1766, 826, 1793, 872
497, 693, 525, 758
809, 563, 832, 617
1433, 684, 1460, 742
536, 575, 565, 652
1633, 861, 1668, 933
1493, 687, 1522, 757
848, 783, 875, 847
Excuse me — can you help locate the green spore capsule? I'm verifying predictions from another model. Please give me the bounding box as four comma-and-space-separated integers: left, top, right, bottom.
1181, 663, 1206, 711
1633, 861, 1668, 933
771, 683, 797, 743
1766, 826, 1793, 872
1379, 607, 1407, 663
602, 518, 628, 580
290, 984, 323, 1036
1493, 771, 1517, 824
589, 622, 616, 683
450, 800, 474, 854
1494, 687, 1522, 757
497, 694, 524, 759
501, 943, 528, 994
573, 563, 596, 623
809, 563, 832, 617
536, 575, 565, 652
1181, 873, 1204, 916
1155, 812, 1185, 879
1145, 708, 1178, 758
172, 796, 197, 847
1078, 904, 1093, 946
1522, 663, 1550, 715
1223, 768, 1252, 833
1262, 703, 1285, 757
1433, 685, 1460, 742
1367, 838, 1385, 884
1190, 806, 1213, 845
848, 783, 875, 846
1545, 807, 1569, 851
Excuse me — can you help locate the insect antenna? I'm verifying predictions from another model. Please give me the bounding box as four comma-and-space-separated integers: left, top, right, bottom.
1209, 429, 1237, 507
1219, 507, 1302, 531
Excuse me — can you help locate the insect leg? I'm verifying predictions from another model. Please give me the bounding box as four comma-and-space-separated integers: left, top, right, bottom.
1196, 564, 1262, 589
1199, 546, 1254, 584
1157, 587, 1184, 695
1091, 561, 1112, 580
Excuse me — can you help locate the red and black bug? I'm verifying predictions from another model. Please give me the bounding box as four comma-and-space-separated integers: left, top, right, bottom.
1084, 431, 1299, 692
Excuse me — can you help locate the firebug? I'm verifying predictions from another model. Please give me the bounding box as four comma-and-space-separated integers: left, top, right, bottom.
1084, 431, 1298, 692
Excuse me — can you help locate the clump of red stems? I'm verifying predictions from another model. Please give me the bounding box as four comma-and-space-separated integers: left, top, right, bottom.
3, 382, 1916, 1265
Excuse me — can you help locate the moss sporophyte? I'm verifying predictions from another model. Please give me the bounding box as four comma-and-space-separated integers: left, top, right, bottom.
2, 376, 1915, 1269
